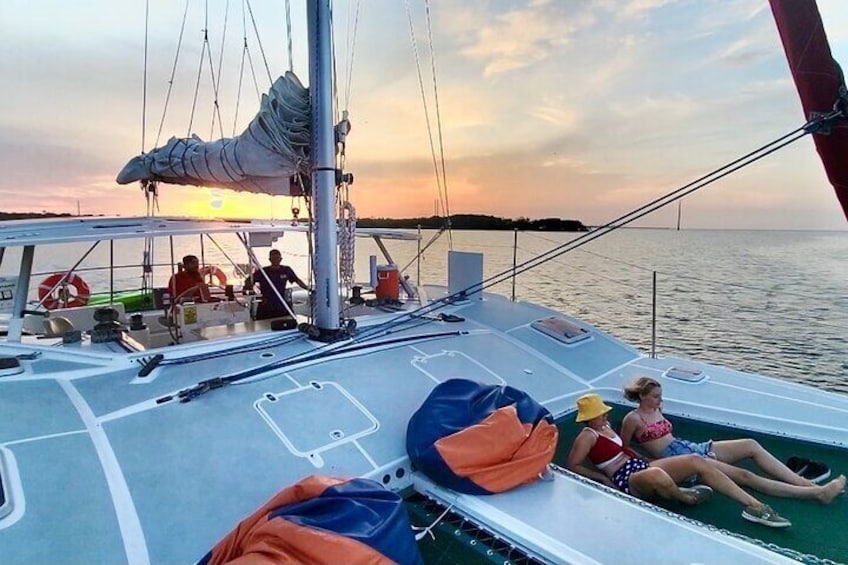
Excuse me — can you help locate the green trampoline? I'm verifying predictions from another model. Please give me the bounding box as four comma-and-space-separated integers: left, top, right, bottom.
554, 405, 848, 564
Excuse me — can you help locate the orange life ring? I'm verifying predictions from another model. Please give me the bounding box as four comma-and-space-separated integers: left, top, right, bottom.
200, 265, 228, 287
38, 272, 91, 309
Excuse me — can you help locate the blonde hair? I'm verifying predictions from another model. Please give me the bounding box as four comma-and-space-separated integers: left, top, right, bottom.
623, 376, 661, 403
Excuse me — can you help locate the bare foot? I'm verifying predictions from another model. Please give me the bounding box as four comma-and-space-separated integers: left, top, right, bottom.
816, 475, 846, 504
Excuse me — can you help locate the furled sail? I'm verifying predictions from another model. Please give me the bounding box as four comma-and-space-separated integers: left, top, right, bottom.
770, 0, 848, 220
117, 71, 309, 195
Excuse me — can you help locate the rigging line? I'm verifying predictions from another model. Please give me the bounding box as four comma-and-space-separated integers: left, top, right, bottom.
187, 10, 211, 136
210, 0, 232, 140
220, 329, 464, 387
341, 127, 813, 345
399, 226, 446, 273
423, 0, 452, 248
159, 334, 305, 366
244, 0, 273, 86
284, 0, 293, 72
472, 130, 811, 294
232, 0, 249, 136
329, 1, 340, 123
475, 123, 814, 288
142, 0, 149, 153
499, 120, 811, 274
204, 233, 245, 277
522, 231, 844, 305
404, 0, 447, 226
245, 38, 262, 103
344, 0, 362, 109
155, 0, 191, 147
221, 309, 452, 388
521, 248, 652, 297
204, 17, 227, 141
233, 36, 247, 136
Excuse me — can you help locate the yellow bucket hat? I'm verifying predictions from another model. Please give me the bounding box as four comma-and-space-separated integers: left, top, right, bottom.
575, 393, 612, 422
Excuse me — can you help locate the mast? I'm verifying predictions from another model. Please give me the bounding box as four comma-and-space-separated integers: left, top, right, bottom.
307, 0, 341, 336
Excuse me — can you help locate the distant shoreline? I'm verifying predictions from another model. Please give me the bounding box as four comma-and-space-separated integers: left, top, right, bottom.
0, 211, 76, 221
357, 214, 589, 232
1, 211, 589, 232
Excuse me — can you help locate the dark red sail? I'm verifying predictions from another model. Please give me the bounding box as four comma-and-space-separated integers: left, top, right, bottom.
770, 0, 848, 220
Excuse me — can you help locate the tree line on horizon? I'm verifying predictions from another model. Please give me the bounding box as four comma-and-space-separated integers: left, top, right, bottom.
357, 214, 588, 232
1, 211, 588, 232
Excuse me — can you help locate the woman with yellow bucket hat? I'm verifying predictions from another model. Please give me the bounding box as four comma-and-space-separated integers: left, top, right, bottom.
566, 393, 791, 528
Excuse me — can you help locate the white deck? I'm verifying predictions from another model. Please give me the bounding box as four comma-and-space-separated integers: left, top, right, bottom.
1, 287, 847, 563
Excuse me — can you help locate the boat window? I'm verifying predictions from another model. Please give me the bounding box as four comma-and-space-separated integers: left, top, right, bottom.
531, 316, 591, 345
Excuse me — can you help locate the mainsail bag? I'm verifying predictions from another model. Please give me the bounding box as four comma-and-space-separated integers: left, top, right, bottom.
117, 72, 309, 196
406, 379, 558, 495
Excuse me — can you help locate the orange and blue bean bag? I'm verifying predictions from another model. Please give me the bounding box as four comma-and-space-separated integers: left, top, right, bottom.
199, 475, 422, 565
406, 379, 558, 495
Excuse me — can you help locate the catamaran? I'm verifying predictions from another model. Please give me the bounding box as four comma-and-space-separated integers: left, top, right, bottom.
1, 1, 847, 563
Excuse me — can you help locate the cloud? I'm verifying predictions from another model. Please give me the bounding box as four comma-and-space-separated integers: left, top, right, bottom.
457, 3, 593, 76
714, 38, 772, 67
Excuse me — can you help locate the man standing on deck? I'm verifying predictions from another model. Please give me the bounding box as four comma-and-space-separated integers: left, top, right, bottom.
249, 249, 308, 320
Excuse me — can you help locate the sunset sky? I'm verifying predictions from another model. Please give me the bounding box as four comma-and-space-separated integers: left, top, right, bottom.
1, 0, 847, 230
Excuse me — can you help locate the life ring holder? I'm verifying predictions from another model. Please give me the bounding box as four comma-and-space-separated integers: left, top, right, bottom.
200, 265, 228, 288
38, 272, 91, 309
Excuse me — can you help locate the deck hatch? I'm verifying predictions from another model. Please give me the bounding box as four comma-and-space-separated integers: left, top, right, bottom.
531, 316, 591, 345
255, 382, 378, 461
664, 366, 706, 383
0, 357, 23, 378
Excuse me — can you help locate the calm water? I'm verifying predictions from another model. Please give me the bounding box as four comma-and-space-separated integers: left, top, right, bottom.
3, 228, 847, 392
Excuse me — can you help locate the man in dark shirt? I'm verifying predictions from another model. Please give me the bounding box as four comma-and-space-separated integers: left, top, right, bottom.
250, 249, 308, 320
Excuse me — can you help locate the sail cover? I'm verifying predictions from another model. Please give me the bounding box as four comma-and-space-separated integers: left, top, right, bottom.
116, 71, 309, 195
770, 0, 848, 220
198, 475, 422, 565
406, 379, 558, 495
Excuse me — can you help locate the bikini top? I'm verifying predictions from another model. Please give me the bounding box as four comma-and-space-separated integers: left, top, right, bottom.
636, 413, 673, 443
586, 428, 626, 470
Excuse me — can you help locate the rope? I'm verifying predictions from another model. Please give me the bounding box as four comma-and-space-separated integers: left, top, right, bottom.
523, 231, 848, 306
339, 201, 357, 287
404, 1, 450, 242
423, 0, 452, 248
412, 503, 454, 541
329, 121, 817, 349
209, 0, 231, 140
142, 0, 150, 153
343, 0, 362, 110
244, 0, 273, 85
284, 0, 294, 72
154, 0, 190, 147
187, 8, 210, 136
399, 226, 447, 274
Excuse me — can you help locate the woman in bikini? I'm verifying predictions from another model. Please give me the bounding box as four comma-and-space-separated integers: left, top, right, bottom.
620, 376, 845, 503
567, 393, 792, 527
